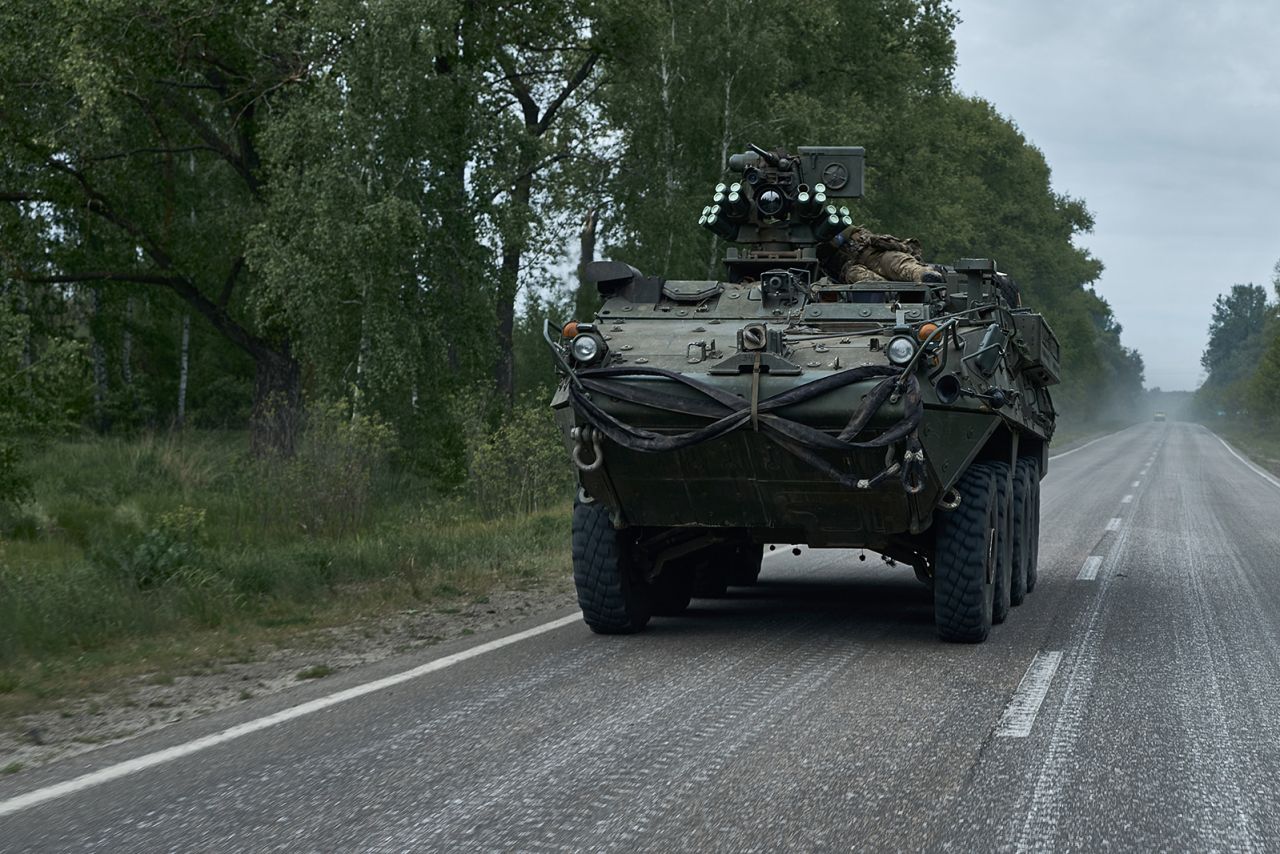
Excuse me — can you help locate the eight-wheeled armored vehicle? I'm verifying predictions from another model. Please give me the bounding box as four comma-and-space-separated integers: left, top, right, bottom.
547, 146, 1059, 642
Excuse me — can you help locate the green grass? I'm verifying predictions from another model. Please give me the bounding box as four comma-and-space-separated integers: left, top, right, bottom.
1209, 421, 1280, 475
1049, 417, 1138, 451
0, 428, 573, 718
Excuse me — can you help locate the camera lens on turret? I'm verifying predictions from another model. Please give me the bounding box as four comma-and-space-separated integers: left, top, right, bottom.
756, 188, 784, 217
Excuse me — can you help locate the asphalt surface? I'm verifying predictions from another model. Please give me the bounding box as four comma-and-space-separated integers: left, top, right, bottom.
4, 421, 1280, 852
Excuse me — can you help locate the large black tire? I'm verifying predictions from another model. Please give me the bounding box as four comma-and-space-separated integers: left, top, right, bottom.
933, 463, 998, 643
572, 501, 651, 634
1023, 459, 1042, 593
1010, 458, 1036, 605
990, 461, 1014, 625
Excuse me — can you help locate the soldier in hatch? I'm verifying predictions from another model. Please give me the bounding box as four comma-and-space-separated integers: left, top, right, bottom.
830, 225, 945, 284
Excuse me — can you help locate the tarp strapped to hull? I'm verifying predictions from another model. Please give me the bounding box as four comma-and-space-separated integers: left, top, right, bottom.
568, 363, 926, 494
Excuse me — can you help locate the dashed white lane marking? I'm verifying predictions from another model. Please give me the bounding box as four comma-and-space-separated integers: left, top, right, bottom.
0, 613, 584, 818
1215, 435, 1280, 492
1121, 494, 1134, 504
997, 651, 1065, 738
1105, 517, 1122, 532
1077, 556, 1104, 581
1131, 480, 1141, 488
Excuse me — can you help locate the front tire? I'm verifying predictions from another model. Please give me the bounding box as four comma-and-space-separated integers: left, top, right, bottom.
1022, 459, 1042, 593
1010, 458, 1036, 605
933, 463, 999, 643
990, 461, 1014, 625
572, 501, 651, 634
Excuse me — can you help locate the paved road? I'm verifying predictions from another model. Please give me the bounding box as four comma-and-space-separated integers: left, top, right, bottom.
4, 421, 1280, 852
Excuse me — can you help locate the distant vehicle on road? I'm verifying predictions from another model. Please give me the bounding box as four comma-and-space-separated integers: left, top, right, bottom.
548, 145, 1060, 643
1153, 412, 1167, 422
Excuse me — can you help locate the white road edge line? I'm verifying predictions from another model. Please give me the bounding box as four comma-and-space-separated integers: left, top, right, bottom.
1048, 432, 1112, 461
1121, 494, 1134, 504
1105, 517, 1122, 532
1131, 480, 1140, 488
1077, 556, 1103, 581
996, 651, 1064, 738
0, 613, 583, 818
1215, 435, 1280, 492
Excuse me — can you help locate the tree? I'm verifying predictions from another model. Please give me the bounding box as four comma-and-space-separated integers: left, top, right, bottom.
1201, 284, 1270, 385
1250, 332, 1280, 423
0, 287, 82, 503
594, 2, 1140, 421
0, 1, 331, 453
478, 0, 604, 404
248, 1, 462, 429
1243, 261, 1280, 422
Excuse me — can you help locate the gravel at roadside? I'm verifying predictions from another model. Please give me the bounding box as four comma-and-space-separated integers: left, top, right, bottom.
0, 576, 576, 773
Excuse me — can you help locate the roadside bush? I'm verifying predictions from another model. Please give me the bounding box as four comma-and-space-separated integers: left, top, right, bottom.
0, 420, 574, 677
465, 396, 572, 517
0, 298, 84, 509
249, 400, 397, 536
92, 505, 209, 591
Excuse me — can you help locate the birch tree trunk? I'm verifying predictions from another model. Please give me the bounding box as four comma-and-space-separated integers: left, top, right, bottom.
660, 3, 678, 275
708, 72, 735, 277
17, 282, 33, 394
354, 278, 371, 415
121, 296, 134, 388
90, 286, 109, 432
574, 207, 599, 321
177, 313, 190, 427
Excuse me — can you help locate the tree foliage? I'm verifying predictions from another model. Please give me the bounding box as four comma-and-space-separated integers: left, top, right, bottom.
0, 288, 83, 503
1198, 265, 1280, 421
2, 0, 1149, 475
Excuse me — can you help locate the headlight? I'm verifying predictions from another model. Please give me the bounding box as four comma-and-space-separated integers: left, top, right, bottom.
572, 333, 604, 365
886, 335, 916, 366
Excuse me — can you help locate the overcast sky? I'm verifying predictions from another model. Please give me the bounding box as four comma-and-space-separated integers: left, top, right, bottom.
949, 0, 1280, 390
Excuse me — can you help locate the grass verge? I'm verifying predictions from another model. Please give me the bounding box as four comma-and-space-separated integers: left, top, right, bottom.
1207, 421, 1280, 476
0, 425, 574, 721
1048, 418, 1137, 452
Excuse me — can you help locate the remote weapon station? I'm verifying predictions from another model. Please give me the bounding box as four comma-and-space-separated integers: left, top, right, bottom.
547, 146, 1059, 642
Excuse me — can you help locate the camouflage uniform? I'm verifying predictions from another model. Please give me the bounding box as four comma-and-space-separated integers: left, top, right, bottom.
835, 226, 939, 284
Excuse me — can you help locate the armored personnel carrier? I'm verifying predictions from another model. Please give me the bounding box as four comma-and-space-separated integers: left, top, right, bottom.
546, 145, 1059, 643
